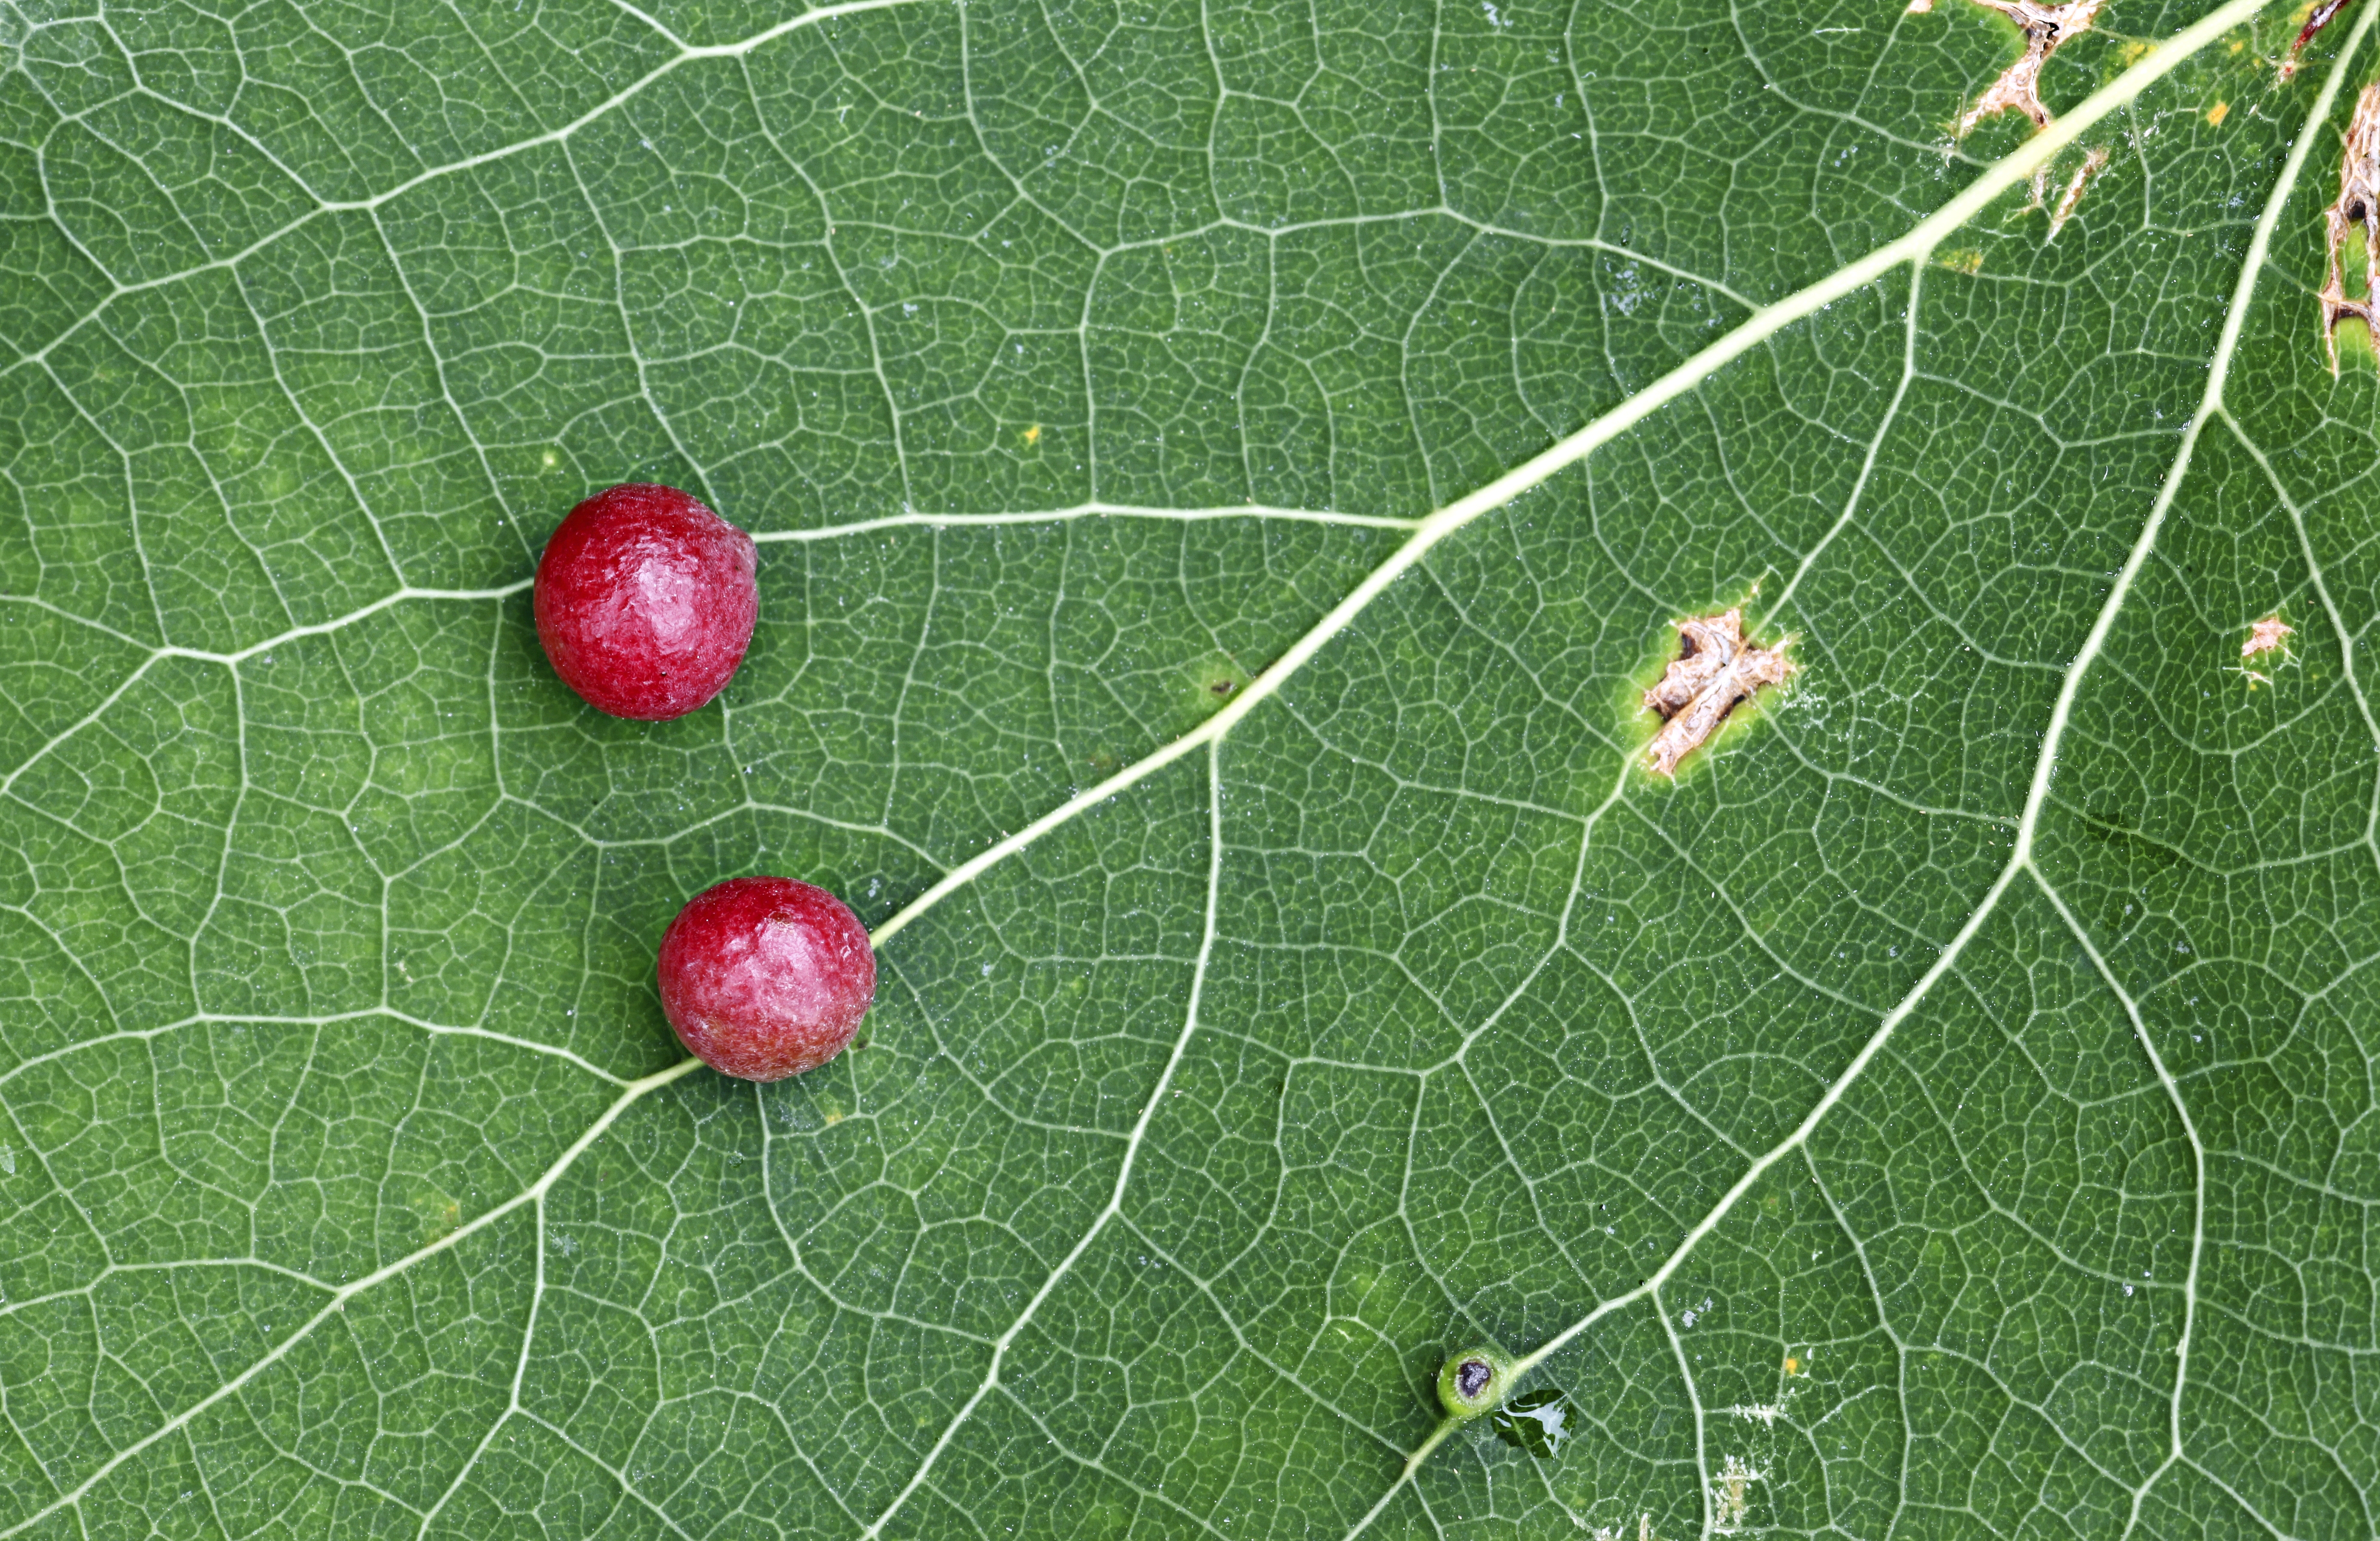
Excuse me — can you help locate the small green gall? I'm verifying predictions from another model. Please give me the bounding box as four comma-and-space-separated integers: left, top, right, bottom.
1436, 1345, 1513, 1420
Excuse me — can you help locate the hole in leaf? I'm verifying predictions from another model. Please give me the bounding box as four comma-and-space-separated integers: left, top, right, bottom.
2320, 85, 2380, 371
1490, 1388, 1577, 1459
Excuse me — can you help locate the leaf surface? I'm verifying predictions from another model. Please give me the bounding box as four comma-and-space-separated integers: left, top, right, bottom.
0, 0, 2374, 1535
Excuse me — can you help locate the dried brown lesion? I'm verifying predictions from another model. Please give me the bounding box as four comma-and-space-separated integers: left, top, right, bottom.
2320, 85, 2380, 373
1641, 609, 1794, 778
2243, 614, 2293, 660
2237, 613, 2294, 685
2046, 144, 2111, 239
1956, 0, 2106, 137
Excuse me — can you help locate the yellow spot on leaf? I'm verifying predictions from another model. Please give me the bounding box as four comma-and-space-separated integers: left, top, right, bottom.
1938, 248, 1985, 276
824, 1110, 845, 1126
2207, 100, 2230, 126
416, 1193, 462, 1241
1784, 1355, 1802, 1376
2119, 40, 2151, 64
1022, 423, 1041, 447
542, 450, 559, 468
1184, 654, 1252, 715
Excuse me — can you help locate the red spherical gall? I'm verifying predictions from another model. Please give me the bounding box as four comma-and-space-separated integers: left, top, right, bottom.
533, 483, 758, 721
657, 877, 876, 1082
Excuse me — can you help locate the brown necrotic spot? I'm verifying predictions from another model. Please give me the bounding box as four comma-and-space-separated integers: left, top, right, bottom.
1641, 609, 1794, 777
2047, 145, 2110, 241
1956, 0, 2105, 137
2243, 614, 2293, 661
2320, 85, 2380, 373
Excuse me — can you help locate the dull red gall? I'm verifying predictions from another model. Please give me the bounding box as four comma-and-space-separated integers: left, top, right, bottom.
658, 877, 877, 1082
533, 482, 758, 721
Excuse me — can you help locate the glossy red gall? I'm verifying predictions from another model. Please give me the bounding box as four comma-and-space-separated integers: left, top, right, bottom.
657, 876, 876, 1082
533, 482, 758, 721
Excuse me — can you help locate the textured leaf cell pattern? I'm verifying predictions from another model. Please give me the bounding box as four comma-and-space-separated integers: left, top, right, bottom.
1, 0, 2377, 1536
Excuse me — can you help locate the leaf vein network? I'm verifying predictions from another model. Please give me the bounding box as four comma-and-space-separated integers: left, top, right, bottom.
0, 0, 2319, 1534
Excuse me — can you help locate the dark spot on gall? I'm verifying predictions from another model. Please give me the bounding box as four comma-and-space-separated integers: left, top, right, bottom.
1456, 1358, 1493, 1400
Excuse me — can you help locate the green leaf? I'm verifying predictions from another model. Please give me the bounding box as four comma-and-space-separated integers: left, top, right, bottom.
0, 0, 2373, 1535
